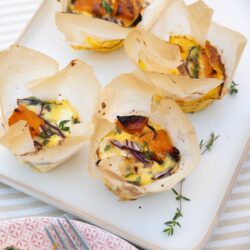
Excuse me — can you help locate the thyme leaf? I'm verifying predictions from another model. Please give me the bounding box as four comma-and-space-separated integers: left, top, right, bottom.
59, 120, 70, 132
163, 179, 190, 236
144, 150, 153, 160
134, 176, 141, 185
40, 131, 49, 139
125, 172, 133, 178
102, 0, 113, 14
43, 139, 50, 146
229, 81, 238, 95
172, 188, 190, 201
104, 144, 111, 151
128, 176, 141, 185
200, 132, 219, 155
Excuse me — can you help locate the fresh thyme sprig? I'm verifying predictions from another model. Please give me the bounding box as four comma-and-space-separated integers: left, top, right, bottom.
200, 132, 219, 155
172, 188, 190, 201
163, 135, 219, 235
229, 81, 238, 95
163, 179, 190, 236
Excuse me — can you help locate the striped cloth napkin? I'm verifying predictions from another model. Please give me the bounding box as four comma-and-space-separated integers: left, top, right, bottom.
0, 152, 249, 249
0, 1, 249, 249
0, 0, 43, 50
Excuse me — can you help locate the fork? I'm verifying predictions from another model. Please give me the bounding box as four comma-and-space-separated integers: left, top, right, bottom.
45, 214, 90, 250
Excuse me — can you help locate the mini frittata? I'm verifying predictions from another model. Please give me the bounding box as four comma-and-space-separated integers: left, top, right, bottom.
90, 72, 200, 200
124, 0, 246, 113
0, 45, 101, 172
167, 36, 226, 112
96, 115, 180, 186
8, 97, 80, 150
169, 36, 225, 81
56, 0, 167, 52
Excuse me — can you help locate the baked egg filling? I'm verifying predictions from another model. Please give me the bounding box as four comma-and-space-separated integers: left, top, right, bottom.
69, 0, 144, 28
8, 97, 80, 150
169, 36, 225, 81
96, 115, 180, 186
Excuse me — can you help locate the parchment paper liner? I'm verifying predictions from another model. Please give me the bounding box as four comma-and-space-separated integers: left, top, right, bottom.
0, 45, 101, 172
124, 0, 247, 110
89, 72, 200, 199
55, 0, 169, 51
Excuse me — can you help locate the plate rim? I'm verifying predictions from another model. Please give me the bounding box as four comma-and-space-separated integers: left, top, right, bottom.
1, 113, 249, 250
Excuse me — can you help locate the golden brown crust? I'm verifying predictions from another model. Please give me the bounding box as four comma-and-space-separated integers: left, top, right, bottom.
205, 41, 225, 80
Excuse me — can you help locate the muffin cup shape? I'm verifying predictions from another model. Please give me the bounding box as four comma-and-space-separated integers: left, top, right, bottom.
124, 0, 247, 112
55, 0, 169, 52
0, 45, 101, 172
89, 72, 200, 200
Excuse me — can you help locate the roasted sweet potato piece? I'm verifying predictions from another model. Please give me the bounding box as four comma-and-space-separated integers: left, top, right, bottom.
8, 105, 45, 138
139, 129, 173, 162
116, 115, 148, 134
113, 0, 142, 26
73, 0, 106, 16
72, 0, 142, 27
205, 41, 225, 80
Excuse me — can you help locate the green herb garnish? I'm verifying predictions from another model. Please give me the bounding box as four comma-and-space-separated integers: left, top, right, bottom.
128, 176, 141, 185
39, 129, 53, 145
163, 179, 190, 236
43, 139, 50, 146
187, 46, 200, 78
192, 64, 200, 78
229, 81, 238, 95
163, 208, 182, 236
104, 144, 111, 151
134, 176, 141, 185
200, 132, 219, 155
59, 120, 70, 132
142, 141, 148, 150
125, 172, 134, 178
40, 131, 47, 139
172, 188, 190, 201
102, 0, 113, 14
144, 151, 153, 160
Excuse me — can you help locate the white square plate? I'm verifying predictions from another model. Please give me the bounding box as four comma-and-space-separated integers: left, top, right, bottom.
0, 0, 249, 249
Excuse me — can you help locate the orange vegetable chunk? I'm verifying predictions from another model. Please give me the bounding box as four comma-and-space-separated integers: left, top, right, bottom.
8, 105, 45, 138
